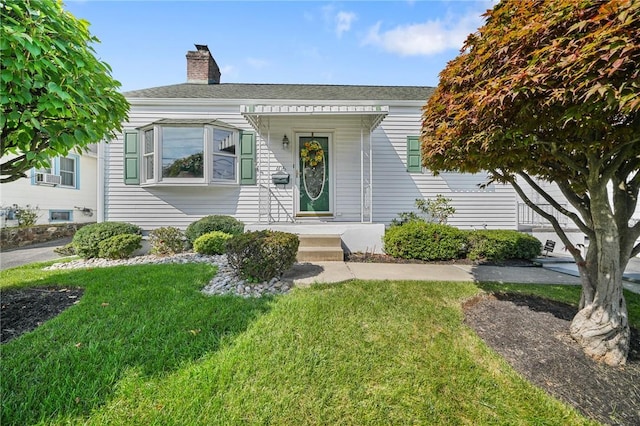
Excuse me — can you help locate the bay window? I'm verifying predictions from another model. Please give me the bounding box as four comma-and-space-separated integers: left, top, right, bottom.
134, 120, 245, 185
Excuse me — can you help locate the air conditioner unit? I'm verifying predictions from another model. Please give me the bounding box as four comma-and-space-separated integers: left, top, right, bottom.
35, 172, 61, 185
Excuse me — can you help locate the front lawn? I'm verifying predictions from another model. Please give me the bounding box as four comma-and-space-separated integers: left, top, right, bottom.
0, 263, 603, 425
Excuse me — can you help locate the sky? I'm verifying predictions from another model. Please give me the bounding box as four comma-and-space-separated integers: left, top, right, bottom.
63, 0, 496, 93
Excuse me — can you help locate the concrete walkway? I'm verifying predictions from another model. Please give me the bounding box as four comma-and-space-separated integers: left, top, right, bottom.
287, 262, 582, 286
286, 258, 640, 294
2, 238, 639, 295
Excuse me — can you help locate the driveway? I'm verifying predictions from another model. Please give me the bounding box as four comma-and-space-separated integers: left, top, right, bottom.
0, 238, 72, 270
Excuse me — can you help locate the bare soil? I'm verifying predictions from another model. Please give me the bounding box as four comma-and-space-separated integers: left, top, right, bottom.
2, 281, 639, 425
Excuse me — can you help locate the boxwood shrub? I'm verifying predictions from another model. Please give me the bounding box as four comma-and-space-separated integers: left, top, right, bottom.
97, 234, 142, 260
193, 231, 233, 255
185, 215, 244, 245
226, 230, 299, 282
467, 230, 542, 261
73, 222, 142, 259
149, 226, 186, 256
383, 222, 467, 261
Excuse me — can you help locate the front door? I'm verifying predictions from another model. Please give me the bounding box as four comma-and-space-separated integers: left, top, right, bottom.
297, 134, 331, 216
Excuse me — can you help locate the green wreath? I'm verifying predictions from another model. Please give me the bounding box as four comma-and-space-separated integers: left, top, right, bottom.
300, 140, 324, 167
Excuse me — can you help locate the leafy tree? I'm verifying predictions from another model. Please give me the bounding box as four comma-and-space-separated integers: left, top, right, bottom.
0, 0, 129, 183
422, 0, 639, 366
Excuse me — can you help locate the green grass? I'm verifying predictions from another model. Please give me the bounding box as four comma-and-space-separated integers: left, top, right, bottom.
1, 263, 272, 425
1, 262, 600, 425
479, 282, 640, 328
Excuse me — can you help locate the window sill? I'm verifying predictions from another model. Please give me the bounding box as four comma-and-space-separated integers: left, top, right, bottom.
140, 181, 239, 187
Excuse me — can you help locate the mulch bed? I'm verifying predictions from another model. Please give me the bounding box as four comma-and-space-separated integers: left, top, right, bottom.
464, 293, 640, 426
2, 272, 639, 425
1, 286, 83, 343
345, 252, 536, 267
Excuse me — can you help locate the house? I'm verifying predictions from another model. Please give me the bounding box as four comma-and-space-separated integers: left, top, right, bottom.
1, 147, 98, 227
100, 44, 519, 255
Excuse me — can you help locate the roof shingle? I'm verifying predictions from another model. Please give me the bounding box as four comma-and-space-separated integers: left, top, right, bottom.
124, 83, 434, 101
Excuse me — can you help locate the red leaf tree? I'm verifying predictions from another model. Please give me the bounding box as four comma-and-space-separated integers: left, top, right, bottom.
422, 0, 639, 366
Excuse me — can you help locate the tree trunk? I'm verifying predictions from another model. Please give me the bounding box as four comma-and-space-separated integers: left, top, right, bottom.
569, 189, 630, 366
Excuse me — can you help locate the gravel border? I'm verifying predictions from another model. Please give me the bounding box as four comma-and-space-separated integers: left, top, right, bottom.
45, 253, 292, 298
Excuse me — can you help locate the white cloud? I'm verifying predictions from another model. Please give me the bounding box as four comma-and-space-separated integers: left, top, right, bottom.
363, 12, 484, 56
320, 4, 357, 37
335, 11, 357, 37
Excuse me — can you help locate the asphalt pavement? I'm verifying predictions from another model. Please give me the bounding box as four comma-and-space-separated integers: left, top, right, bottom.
0, 237, 72, 270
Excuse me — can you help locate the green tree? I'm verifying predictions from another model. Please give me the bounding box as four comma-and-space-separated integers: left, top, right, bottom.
422, 0, 639, 366
0, 0, 129, 183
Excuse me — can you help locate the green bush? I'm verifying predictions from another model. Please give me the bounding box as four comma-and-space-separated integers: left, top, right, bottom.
193, 231, 233, 255
226, 230, 299, 282
383, 222, 467, 261
97, 234, 142, 260
149, 226, 186, 256
53, 242, 76, 256
13, 204, 41, 227
72, 222, 142, 259
185, 215, 244, 245
467, 230, 542, 261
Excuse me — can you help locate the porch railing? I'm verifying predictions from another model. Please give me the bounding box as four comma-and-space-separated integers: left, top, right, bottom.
517, 203, 569, 227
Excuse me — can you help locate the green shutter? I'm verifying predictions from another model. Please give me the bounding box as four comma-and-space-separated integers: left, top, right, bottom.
406, 136, 422, 173
123, 131, 140, 185
239, 131, 256, 185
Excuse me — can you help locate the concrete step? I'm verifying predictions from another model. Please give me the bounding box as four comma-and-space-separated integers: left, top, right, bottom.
297, 234, 342, 248
296, 234, 344, 261
297, 247, 345, 262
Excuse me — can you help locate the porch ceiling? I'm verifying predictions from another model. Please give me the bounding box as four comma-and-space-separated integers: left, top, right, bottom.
240, 104, 389, 130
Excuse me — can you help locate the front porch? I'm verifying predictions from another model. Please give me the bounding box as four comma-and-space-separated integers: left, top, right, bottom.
241, 104, 388, 226
246, 222, 386, 255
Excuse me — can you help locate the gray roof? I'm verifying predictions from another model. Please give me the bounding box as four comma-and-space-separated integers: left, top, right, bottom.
124, 83, 434, 101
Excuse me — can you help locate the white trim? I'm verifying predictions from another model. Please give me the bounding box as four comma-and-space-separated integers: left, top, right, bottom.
128, 98, 423, 108
97, 141, 105, 222
241, 104, 389, 115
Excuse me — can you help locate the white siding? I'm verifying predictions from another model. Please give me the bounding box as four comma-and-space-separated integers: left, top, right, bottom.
103, 101, 519, 231
1, 154, 98, 225
371, 108, 517, 229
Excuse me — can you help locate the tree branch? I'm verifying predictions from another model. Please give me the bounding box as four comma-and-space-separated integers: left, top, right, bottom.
536, 140, 590, 175
602, 139, 640, 182
555, 179, 592, 221
494, 169, 586, 263
517, 172, 592, 235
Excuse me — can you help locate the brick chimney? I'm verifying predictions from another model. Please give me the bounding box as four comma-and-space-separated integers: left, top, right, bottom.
186, 44, 221, 84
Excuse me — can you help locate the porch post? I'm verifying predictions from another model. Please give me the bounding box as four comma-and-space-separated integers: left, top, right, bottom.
369, 120, 373, 223
360, 120, 364, 223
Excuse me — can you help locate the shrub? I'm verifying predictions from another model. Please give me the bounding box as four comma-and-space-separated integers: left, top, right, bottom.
226, 230, 299, 282
419, 194, 456, 224
73, 222, 142, 259
467, 230, 542, 261
383, 222, 467, 261
53, 242, 76, 256
185, 215, 244, 245
97, 234, 142, 260
391, 195, 455, 227
149, 226, 186, 256
13, 204, 41, 227
193, 231, 233, 255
